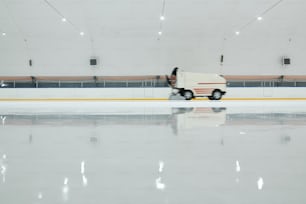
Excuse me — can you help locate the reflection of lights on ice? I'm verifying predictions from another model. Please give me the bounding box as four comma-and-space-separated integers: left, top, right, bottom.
155, 177, 166, 190
236, 160, 241, 172
159, 161, 164, 173
1, 154, 7, 183
62, 177, 69, 201
38, 192, 43, 199
64, 177, 69, 185
1, 165, 6, 183
234, 160, 240, 184
62, 185, 69, 193
1, 165, 6, 175
62, 185, 69, 201
257, 177, 264, 190
82, 175, 88, 187
156, 161, 165, 191
81, 161, 88, 187
81, 161, 85, 174
1, 165, 6, 174
1, 116, 6, 125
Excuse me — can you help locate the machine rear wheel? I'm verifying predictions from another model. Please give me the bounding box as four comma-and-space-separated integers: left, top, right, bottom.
211, 90, 222, 100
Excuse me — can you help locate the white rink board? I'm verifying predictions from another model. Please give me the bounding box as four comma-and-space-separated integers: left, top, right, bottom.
0, 87, 306, 99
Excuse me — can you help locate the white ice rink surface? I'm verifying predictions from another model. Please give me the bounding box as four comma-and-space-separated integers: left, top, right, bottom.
0, 100, 306, 204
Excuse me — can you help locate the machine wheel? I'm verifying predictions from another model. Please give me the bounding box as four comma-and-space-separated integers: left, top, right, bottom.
183, 90, 193, 100
211, 90, 222, 100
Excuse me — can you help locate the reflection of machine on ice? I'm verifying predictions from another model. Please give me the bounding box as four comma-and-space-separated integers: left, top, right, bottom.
170, 107, 226, 134
2, 107, 226, 135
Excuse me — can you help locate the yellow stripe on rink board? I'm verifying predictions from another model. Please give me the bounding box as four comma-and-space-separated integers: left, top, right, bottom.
0, 97, 306, 101
0, 98, 168, 101
196, 98, 306, 100
223, 98, 306, 100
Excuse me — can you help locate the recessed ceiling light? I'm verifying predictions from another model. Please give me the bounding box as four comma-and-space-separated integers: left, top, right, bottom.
235, 31, 240, 35
62, 18, 67, 22
257, 16, 263, 21
160, 16, 165, 21
80, 32, 85, 36
2, 32, 6, 36
158, 31, 162, 35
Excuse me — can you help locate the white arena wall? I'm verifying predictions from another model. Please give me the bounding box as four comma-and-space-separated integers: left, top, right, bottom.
1, 87, 306, 100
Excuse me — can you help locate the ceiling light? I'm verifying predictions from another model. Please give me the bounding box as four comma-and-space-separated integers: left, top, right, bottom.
158, 31, 162, 36
235, 31, 240, 35
80, 32, 85, 36
2, 32, 6, 36
62, 18, 67, 22
160, 16, 165, 21
257, 16, 263, 21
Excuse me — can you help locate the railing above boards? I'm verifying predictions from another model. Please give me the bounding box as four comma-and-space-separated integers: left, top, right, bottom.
226, 75, 306, 87
1, 75, 306, 88
0, 76, 168, 88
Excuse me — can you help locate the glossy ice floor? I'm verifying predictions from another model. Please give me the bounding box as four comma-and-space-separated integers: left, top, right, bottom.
0, 101, 306, 204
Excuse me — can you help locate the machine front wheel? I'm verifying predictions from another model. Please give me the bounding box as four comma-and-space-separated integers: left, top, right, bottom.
183, 90, 193, 100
